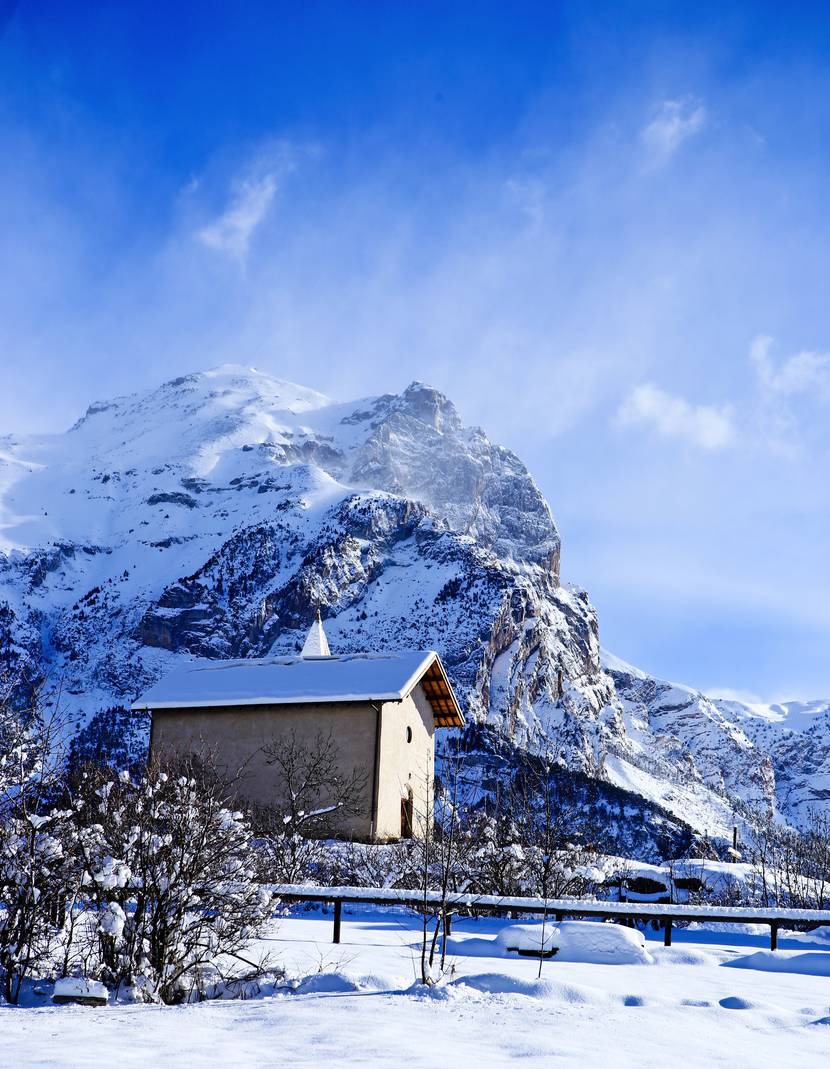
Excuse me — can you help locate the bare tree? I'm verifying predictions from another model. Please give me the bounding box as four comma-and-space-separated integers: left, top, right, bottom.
405, 743, 473, 985
744, 806, 830, 910
464, 751, 604, 901
255, 730, 368, 884
798, 810, 830, 908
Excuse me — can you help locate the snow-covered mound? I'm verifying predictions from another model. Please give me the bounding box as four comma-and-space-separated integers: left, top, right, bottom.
454, 919, 652, 965
52, 977, 109, 1005
0, 365, 826, 842
723, 950, 830, 977
555, 921, 652, 965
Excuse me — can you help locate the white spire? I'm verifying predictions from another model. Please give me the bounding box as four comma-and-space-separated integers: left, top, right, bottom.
301, 608, 331, 658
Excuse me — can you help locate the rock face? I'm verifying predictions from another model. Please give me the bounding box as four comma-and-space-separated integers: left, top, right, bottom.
0, 365, 826, 842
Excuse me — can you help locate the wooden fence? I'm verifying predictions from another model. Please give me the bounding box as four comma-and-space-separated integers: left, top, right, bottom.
271, 883, 830, 951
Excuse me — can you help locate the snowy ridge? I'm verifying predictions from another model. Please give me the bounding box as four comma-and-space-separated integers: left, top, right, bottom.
0, 365, 826, 841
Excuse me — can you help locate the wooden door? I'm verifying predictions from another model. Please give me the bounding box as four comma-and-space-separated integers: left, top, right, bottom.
401, 793, 414, 839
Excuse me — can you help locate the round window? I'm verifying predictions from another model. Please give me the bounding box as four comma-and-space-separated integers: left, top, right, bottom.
406, 726, 413, 743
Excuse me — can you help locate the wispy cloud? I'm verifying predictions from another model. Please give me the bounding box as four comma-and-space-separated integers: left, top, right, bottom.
616, 383, 735, 450
617, 339, 830, 456
748, 334, 830, 455
194, 141, 317, 262
197, 173, 278, 261
750, 334, 830, 400
640, 97, 706, 168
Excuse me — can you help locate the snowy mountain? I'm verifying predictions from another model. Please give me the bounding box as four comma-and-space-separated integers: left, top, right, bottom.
1, 365, 827, 846
604, 653, 830, 831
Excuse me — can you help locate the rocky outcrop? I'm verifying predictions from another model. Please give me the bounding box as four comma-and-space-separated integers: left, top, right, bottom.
348, 383, 560, 572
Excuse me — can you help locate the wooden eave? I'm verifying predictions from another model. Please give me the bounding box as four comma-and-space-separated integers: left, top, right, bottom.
416, 656, 464, 728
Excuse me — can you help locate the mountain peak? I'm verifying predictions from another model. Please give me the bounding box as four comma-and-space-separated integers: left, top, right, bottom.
398, 381, 461, 434
1, 367, 558, 568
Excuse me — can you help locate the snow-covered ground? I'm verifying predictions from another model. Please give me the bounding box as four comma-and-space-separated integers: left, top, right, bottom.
4, 906, 830, 1068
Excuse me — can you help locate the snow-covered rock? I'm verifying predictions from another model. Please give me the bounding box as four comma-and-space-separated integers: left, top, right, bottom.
605, 651, 830, 828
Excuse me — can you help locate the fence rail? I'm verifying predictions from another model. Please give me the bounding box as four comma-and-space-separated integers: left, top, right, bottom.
271, 883, 830, 951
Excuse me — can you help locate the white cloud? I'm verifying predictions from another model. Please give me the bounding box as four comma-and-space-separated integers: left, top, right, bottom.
197, 174, 278, 261
750, 334, 830, 400
617, 382, 735, 450
640, 97, 706, 168
747, 335, 830, 455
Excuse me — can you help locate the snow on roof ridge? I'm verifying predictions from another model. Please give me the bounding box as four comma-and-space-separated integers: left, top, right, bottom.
181, 649, 432, 673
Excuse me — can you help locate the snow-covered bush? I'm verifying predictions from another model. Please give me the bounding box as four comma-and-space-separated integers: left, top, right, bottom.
0, 687, 276, 1004
0, 810, 75, 1003
329, 838, 423, 889
68, 759, 274, 1003
0, 693, 77, 1003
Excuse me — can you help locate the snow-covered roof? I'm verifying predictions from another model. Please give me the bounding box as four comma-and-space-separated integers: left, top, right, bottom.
132, 650, 464, 726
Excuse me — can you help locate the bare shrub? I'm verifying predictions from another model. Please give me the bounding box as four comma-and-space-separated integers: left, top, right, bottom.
746, 806, 830, 910
254, 730, 367, 885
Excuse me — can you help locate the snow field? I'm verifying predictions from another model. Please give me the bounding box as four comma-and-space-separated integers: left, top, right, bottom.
4, 907, 830, 1068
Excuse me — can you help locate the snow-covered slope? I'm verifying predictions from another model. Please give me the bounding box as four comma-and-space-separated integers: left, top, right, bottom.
712, 697, 830, 826
0, 366, 825, 840
605, 652, 830, 829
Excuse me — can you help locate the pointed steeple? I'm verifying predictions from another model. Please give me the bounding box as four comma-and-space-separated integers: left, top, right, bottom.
301, 607, 331, 658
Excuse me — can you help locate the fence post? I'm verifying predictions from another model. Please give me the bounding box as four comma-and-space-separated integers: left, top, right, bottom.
333, 899, 342, 944
770, 922, 778, 951
663, 918, 672, 947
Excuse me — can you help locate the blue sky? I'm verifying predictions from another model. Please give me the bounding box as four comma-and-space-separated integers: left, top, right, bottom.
2, 1, 830, 699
